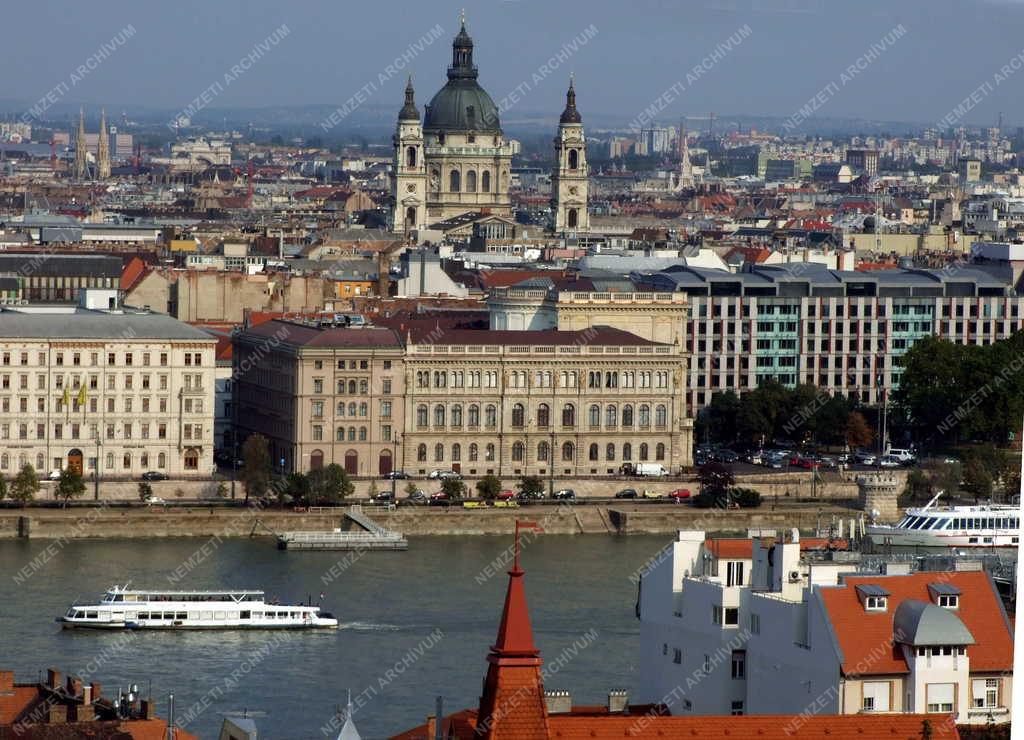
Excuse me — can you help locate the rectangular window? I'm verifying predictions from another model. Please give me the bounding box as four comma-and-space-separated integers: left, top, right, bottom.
726, 561, 744, 587
672, 648, 682, 664
730, 701, 744, 716
972, 678, 999, 709
723, 607, 739, 626
863, 681, 891, 712
926, 683, 955, 713
731, 650, 745, 679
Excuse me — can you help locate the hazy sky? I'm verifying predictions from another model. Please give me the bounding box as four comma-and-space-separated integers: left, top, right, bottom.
5, 0, 1024, 128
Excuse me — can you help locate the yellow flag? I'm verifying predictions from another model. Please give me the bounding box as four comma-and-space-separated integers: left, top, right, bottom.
62, 386, 71, 407
77, 385, 87, 408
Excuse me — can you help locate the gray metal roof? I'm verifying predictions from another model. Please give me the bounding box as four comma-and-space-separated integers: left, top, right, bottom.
0, 254, 122, 279
0, 309, 215, 341
893, 599, 975, 646
855, 584, 891, 597
928, 582, 963, 596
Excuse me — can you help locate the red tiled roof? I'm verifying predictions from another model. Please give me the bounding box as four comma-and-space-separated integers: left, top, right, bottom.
241, 320, 403, 349
704, 537, 850, 560
818, 571, 1013, 676
476, 270, 570, 290
119, 256, 148, 292
391, 711, 959, 739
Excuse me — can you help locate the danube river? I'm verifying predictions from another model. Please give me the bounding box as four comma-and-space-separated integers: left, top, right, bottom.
0, 534, 668, 739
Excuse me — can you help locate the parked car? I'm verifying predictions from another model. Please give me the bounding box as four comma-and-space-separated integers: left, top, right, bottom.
668, 488, 691, 503
385, 470, 409, 480
47, 469, 62, 481
406, 489, 428, 505
879, 455, 901, 468
641, 489, 664, 499
788, 456, 815, 470
145, 496, 166, 505
762, 453, 785, 469
614, 488, 638, 499
815, 455, 838, 469
373, 491, 395, 503
853, 451, 877, 466
742, 450, 764, 465
497, 489, 516, 501
428, 491, 451, 506
141, 471, 169, 481
427, 469, 454, 479
886, 448, 917, 465
553, 488, 576, 500
517, 489, 545, 502
712, 449, 739, 464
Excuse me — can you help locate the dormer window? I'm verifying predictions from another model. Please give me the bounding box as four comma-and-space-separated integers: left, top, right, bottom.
866, 596, 887, 611
928, 582, 961, 610
856, 584, 890, 612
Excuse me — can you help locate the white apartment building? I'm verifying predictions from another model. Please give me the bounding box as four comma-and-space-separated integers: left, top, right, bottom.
0, 303, 216, 479
637, 530, 1014, 725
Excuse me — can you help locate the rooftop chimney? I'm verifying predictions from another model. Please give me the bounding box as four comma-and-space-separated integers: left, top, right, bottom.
46, 669, 61, 690
47, 704, 67, 724
0, 671, 13, 692
66, 676, 83, 698
140, 698, 155, 720
608, 690, 629, 714
544, 690, 572, 714
89, 682, 102, 702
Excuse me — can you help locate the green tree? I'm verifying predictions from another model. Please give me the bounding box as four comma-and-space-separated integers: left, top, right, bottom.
367, 480, 379, 499
732, 487, 762, 508
283, 472, 310, 505
404, 481, 418, 496
0, 475, 7, 501
694, 463, 735, 508
138, 481, 153, 502
516, 475, 545, 499
903, 468, 931, 504
699, 391, 740, 445
10, 464, 39, 506
475, 474, 502, 501
54, 468, 86, 508
240, 434, 272, 503
894, 336, 969, 441
308, 463, 353, 505
962, 457, 994, 503
441, 477, 466, 499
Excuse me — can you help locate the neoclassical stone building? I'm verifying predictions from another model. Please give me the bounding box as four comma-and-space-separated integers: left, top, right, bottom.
232, 320, 693, 477
391, 17, 588, 235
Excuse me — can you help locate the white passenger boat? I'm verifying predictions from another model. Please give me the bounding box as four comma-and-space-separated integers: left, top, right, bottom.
866, 491, 1020, 548
58, 586, 338, 630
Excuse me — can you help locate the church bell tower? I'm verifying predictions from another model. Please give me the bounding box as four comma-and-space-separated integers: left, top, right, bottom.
551, 77, 590, 235
391, 77, 428, 234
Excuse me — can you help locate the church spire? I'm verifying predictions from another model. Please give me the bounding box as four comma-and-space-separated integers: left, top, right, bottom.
398, 76, 420, 121
73, 108, 88, 180
475, 522, 549, 738
559, 75, 582, 125
448, 11, 477, 80
97, 108, 111, 180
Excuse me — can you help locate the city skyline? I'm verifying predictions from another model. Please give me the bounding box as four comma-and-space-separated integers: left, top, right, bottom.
3, 0, 1024, 131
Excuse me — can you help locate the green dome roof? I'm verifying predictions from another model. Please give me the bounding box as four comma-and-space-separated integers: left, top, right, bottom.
422, 18, 501, 133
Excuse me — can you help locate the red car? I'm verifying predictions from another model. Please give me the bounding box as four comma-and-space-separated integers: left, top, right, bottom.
428, 491, 451, 506
497, 490, 516, 501
789, 456, 814, 469
668, 488, 691, 503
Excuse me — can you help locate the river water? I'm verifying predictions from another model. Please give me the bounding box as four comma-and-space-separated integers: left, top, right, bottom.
0, 534, 668, 739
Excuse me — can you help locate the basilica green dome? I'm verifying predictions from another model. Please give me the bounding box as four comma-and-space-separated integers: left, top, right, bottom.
422, 20, 501, 134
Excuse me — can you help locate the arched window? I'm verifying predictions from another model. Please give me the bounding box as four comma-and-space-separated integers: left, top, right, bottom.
434, 372, 446, 388
568, 209, 579, 228
406, 146, 417, 167
468, 404, 480, 427
336, 426, 345, 441
655, 405, 667, 427
451, 405, 463, 427
511, 403, 525, 427
537, 403, 550, 428
568, 149, 579, 170
449, 169, 461, 192
348, 402, 357, 416
469, 443, 479, 461
606, 443, 616, 461
485, 443, 495, 461
562, 442, 575, 461
434, 405, 446, 427
310, 450, 323, 470
36, 453, 44, 470
123, 452, 131, 469
623, 443, 632, 461
481, 170, 491, 192
537, 441, 550, 462
157, 452, 166, 469
405, 206, 416, 228
588, 404, 600, 427
588, 443, 599, 461
359, 402, 367, 417
358, 427, 367, 441
0, 453, 7, 470
622, 404, 634, 427
639, 443, 649, 461
434, 443, 444, 462
562, 403, 575, 427
512, 442, 525, 462
106, 452, 115, 470
348, 428, 356, 441
336, 402, 345, 416
605, 405, 617, 427
656, 443, 666, 461
639, 405, 651, 427
485, 405, 497, 428
452, 443, 461, 461
466, 170, 477, 192
417, 444, 427, 462
348, 380, 357, 394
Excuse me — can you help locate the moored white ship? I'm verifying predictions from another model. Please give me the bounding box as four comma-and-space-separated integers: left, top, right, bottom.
866, 491, 1020, 548
58, 586, 338, 630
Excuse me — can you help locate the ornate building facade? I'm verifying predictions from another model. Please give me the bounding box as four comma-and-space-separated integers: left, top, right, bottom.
392, 19, 515, 233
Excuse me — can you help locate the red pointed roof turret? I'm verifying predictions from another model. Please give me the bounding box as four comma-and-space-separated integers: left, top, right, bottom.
475, 521, 550, 739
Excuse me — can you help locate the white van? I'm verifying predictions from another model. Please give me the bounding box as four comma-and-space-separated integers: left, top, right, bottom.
634, 463, 669, 477
886, 448, 916, 464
